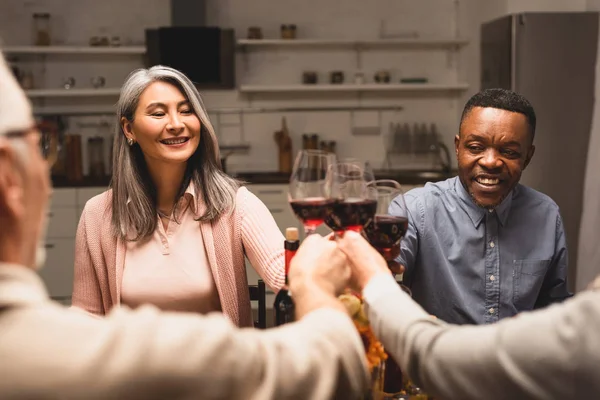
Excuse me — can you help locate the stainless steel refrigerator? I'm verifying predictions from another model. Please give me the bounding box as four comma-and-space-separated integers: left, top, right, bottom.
481, 12, 599, 291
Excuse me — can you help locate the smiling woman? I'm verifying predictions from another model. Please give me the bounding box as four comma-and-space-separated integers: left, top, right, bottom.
121, 81, 201, 178
71, 66, 285, 325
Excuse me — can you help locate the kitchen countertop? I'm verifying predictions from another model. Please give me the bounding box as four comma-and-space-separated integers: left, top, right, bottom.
234, 169, 457, 185
51, 169, 457, 188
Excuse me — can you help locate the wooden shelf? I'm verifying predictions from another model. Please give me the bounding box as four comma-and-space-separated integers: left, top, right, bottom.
33, 106, 116, 116
237, 38, 468, 49
27, 88, 121, 98
239, 83, 469, 94
3, 45, 146, 55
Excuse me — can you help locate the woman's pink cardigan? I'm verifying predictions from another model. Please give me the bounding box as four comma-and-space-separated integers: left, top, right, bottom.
72, 186, 285, 327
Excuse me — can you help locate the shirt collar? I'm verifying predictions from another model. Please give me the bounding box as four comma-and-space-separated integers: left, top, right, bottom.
126, 181, 199, 216
454, 177, 514, 228
0, 263, 48, 309
181, 182, 198, 216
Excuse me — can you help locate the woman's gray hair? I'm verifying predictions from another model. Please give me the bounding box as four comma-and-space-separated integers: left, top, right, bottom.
111, 65, 240, 241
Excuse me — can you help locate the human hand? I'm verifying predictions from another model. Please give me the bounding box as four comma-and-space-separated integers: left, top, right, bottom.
288, 233, 351, 299
337, 230, 393, 290
380, 245, 405, 275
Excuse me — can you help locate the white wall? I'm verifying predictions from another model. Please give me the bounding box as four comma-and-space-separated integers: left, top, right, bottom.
508, 0, 586, 13
0, 0, 170, 175
588, 0, 600, 10
0, 0, 472, 174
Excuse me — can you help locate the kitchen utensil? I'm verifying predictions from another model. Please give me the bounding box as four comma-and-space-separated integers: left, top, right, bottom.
354, 72, 365, 84
20, 71, 34, 90
374, 70, 391, 83
110, 36, 121, 47
63, 77, 75, 90
91, 76, 106, 88
309, 134, 319, 150
247, 27, 263, 39
9, 61, 21, 82
274, 117, 293, 173
65, 134, 83, 183
328, 141, 337, 157
428, 124, 451, 173
302, 71, 318, 84
280, 24, 297, 39
400, 77, 428, 84
330, 71, 344, 84
33, 13, 51, 46
87, 136, 106, 179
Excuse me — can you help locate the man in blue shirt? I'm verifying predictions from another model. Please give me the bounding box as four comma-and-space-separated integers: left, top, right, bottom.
389, 88, 572, 325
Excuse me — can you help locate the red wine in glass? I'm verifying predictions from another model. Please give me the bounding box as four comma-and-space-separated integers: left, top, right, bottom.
364, 215, 408, 254
289, 197, 337, 231
325, 198, 377, 233
364, 179, 408, 262
288, 149, 336, 235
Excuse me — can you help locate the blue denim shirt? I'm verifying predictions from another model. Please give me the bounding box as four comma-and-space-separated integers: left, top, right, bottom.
389, 176, 572, 325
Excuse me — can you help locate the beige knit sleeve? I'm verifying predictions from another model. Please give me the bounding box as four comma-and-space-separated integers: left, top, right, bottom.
366, 277, 600, 399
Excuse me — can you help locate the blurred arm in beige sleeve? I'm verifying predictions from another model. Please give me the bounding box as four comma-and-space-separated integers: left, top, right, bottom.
338, 230, 600, 400
1, 234, 368, 399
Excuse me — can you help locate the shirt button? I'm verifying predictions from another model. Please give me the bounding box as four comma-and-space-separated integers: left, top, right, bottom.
488, 209, 494, 213
489, 308, 495, 314
489, 241, 495, 248
490, 275, 495, 281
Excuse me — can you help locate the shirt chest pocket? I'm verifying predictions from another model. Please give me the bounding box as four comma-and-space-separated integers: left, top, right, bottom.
513, 259, 550, 311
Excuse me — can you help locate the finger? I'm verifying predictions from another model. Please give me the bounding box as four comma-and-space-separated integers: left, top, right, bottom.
326, 243, 347, 267
337, 230, 371, 256
301, 233, 324, 246
387, 261, 405, 275
324, 232, 336, 241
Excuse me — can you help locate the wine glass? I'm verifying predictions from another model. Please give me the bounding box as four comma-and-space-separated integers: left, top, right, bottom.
288, 150, 337, 236
337, 158, 375, 183
325, 162, 377, 234
363, 180, 412, 397
363, 180, 408, 262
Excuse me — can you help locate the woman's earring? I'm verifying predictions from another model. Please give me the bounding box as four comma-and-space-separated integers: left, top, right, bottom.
127, 137, 135, 146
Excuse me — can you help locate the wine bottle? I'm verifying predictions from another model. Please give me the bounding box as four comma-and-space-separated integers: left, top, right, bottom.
274, 227, 299, 326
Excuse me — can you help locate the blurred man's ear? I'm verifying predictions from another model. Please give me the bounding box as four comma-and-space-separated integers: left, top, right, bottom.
0, 138, 25, 220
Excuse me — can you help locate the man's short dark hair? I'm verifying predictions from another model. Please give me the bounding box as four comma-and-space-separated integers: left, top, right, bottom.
460, 88, 536, 140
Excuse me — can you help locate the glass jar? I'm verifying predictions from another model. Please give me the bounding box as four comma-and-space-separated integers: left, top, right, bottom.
33, 13, 51, 46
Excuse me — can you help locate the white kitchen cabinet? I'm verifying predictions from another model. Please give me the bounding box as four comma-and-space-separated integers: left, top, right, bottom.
41, 186, 107, 302
46, 207, 78, 239
247, 184, 288, 205
50, 188, 77, 208
38, 238, 75, 300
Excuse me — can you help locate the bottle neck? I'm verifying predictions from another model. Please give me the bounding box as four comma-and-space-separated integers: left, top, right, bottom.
284, 249, 296, 285
284, 240, 299, 286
